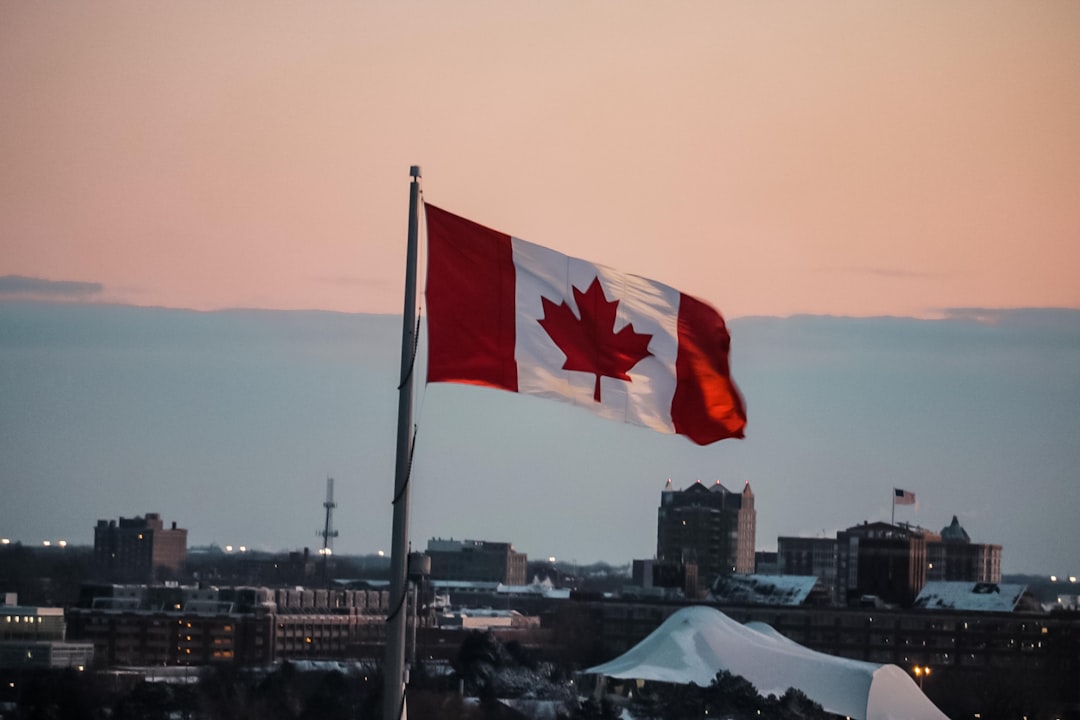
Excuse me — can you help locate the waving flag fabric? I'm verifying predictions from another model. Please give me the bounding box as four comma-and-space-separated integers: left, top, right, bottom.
894, 488, 916, 505
424, 204, 746, 445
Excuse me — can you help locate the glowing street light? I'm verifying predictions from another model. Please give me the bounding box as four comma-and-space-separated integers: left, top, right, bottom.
913, 665, 932, 690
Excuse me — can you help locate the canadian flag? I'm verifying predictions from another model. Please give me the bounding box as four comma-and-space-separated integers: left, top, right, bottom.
424, 204, 746, 445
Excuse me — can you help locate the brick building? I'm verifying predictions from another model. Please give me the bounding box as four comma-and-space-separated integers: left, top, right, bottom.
66, 584, 389, 667
93, 513, 188, 582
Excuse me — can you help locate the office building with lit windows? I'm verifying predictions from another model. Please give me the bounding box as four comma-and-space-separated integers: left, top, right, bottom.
93, 513, 188, 582
656, 479, 756, 591
66, 584, 390, 667
0, 598, 94, 670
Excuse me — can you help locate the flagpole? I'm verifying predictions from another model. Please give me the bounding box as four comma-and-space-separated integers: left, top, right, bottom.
383, 165, 421, 720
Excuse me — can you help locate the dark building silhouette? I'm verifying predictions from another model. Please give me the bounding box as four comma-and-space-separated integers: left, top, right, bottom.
778, 518, 1002, 607
631, 558, 698, 598
656, 479, 756, 591
93, 513, 187, 582
777, 536, 841, 603
753, 550, 779, 575
425, 538, 527, 585
837, 522, 927, 606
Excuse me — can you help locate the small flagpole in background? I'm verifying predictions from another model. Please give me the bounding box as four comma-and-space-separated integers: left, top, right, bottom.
892, 488, 915, 525
383, 165, 421, 720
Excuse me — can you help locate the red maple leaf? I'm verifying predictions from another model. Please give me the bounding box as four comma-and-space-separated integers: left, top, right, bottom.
538, 277, 653, 402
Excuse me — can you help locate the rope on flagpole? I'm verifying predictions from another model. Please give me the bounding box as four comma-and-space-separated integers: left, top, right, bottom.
386, 425, 418, 626
397, 315, 422, 390
391, 426, 418, 507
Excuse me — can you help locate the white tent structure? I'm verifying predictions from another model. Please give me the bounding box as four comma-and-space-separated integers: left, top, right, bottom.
585, 606, 949, 720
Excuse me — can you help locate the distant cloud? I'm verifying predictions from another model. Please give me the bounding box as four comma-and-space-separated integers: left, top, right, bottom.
0, 275, 104, 300
940, 307, 1080, 326
317, 274, 388, 289
941, 308, 1011, 325
828, 266, 938, 279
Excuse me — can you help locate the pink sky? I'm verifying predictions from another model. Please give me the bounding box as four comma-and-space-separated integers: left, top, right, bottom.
2, 1, 1079, 319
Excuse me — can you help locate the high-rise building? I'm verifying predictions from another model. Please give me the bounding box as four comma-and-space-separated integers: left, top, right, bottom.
425, 539, 527, 585
656, 479, 756, 590
93, 513, 188, 582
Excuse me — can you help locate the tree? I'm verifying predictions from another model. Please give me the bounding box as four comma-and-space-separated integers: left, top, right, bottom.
627, 671, 833, 720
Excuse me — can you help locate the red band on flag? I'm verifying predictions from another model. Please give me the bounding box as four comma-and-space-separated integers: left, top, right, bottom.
425, 205, 518, 391
672, 293, 747, 444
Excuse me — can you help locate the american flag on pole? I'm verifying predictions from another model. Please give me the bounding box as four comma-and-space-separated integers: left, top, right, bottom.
893, 488, 916, 505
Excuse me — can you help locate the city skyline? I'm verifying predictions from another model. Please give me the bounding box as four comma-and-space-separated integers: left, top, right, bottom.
2, 302, 1077, 577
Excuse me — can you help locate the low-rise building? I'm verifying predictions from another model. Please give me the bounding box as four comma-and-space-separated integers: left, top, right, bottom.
66, 583, 389, 667
426, 539, 527, 585
0, 598, 94, 670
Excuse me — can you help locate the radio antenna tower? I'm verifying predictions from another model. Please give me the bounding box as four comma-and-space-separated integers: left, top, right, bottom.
318, 476, 339, 586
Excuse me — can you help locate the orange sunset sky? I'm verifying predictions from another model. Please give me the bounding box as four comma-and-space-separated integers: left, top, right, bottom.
3, 1, 1079, 320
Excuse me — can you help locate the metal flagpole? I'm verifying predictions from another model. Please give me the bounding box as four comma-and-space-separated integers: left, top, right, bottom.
383, 165, 421, 720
